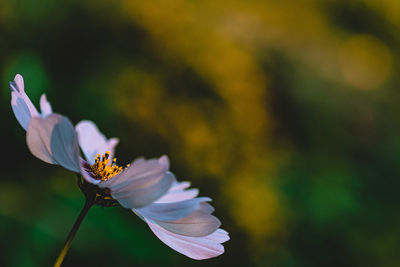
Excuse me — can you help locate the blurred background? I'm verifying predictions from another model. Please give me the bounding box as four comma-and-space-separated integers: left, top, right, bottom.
1, 0, 400, 266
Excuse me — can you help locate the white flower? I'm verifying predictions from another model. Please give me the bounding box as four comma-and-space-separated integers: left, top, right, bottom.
9, 74, 229, 260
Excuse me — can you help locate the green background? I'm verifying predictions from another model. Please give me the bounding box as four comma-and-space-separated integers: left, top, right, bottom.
1, 0, 400, 266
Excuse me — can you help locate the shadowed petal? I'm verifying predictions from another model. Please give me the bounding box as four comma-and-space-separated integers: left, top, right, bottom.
98, 157, 175, 208
102, 157, 169, 190
10, 74, 39, 130
26, 114, 80, 172
109, 171, 175, 209
137, 180, 220, 236
75, 120, 119, 164
11, 93, 35, 131
129, 157, 221, 236
135, 197, 211, 222
155, 203, 221, 237
137, 196, 220, 237
146, 219, 229, 260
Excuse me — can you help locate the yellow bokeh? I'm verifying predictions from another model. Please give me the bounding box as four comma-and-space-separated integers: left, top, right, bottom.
339, 34, 392, 90
114, 0, 283, 246
81, 0, 397, 258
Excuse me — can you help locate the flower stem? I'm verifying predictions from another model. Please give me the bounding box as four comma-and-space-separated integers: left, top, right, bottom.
54, 198, 94, 267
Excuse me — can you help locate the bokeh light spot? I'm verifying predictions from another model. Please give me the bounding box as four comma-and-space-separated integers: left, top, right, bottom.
339, 34, 391, 90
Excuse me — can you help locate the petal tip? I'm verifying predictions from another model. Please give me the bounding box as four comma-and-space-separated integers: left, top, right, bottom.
159, 155, 170, 167
14, 74, 24, 92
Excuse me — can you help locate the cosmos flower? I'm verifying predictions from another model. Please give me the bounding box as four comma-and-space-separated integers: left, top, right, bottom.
9, 74, 229, 260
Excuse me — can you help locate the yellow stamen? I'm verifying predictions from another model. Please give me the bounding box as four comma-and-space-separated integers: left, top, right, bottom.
90, 151, 123, 181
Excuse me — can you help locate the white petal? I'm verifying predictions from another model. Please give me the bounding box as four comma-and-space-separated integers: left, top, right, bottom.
10, 74, 39, 130
155, 203, 221, 237
14, 74, 25, 92
25, 117, 55, 165
110, 171, 175, 209
146, 219, 229, 260
170, 181, 191, 191
158, 155, 170, 168
79, 157, 102, 184
40, 94, 53, 116
98, 156, 175, 208
26, 114, 81, 172
209, 229, 230, 243
135, 197, 211, 222
135, 183, 219, 236
11, 91, 35, 131
155, 181, 199, 203
106, 138, 119, 159
75, 120, 118, 164
102, 157, 168, 190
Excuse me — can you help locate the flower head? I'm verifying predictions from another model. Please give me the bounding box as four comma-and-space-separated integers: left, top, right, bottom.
9, 74, 229, 260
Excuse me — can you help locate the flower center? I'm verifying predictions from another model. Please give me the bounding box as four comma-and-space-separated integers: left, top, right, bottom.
90, 151, 123, 181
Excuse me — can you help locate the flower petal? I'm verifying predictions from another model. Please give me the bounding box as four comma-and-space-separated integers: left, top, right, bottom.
109, 172, 175, 209
134, 179, 219, 236
75, 120, 119, 164
79, 157, 102, 184
102, 157, 169, 190
155, 181, 199, 203
10, 74, 39, 130
135, 197, 211, 222
26, 114, 81, 172
106, 138, 119, 159
154, 202, 221, 237
98, 157, 175, 208
40, 94, 53, 116
145, 218, 229, 260
158, 155, 170, 168
13, 74, 24, 92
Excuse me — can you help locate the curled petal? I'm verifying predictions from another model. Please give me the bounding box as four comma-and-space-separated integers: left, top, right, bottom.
75, 120, 119, 164
10, 74, 39, 130
26, 114, 81, 172
146, 219, 229, 260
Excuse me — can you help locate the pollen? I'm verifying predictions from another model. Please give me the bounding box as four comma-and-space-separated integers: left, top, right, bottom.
90, 151, 123, 181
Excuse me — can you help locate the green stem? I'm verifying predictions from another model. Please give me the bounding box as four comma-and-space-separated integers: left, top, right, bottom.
54, 199, 93, 267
